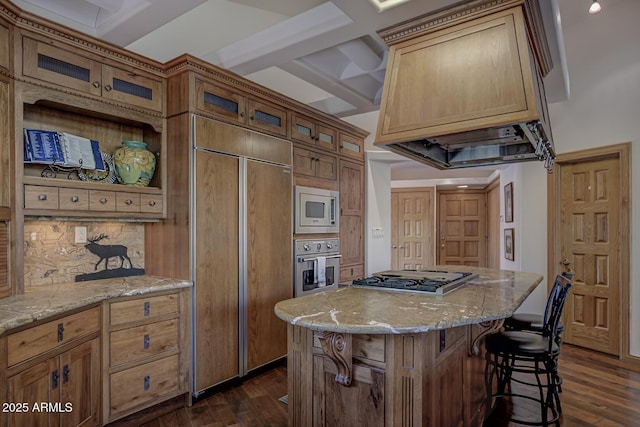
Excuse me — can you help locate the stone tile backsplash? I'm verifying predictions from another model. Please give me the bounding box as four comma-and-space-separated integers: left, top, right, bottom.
24, 220, 144, 287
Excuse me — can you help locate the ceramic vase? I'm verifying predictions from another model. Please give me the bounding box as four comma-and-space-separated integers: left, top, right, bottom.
113, 141, 156, 186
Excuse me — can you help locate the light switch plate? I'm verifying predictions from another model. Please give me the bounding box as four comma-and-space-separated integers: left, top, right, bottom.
372, 226, 384, 238
75, 226, 87, 244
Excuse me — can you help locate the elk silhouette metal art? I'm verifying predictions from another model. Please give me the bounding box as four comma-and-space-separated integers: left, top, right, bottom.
85, 234, 132, 271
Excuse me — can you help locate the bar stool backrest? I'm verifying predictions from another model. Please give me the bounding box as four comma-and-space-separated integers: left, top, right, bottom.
542, 274, 573, 352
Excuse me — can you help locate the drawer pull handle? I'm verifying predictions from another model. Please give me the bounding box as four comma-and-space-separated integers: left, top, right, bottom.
439, 329, 446, 353
63, 365, 70, 383
144, 301, 150, 316
144, 334, 150, 349
39, 194, 47, 201
125, 199, 133, 205
57, 323, 64, 342
100, 198, 108, 204
71, 196, 79, 203
52, 369, 59, 390
144, 375, 150, 391
149, 200, 156, 207
105, 84, 112, 92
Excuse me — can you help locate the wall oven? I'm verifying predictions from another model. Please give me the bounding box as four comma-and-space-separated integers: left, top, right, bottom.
294, 186, 339, 234
294, 238, 340, 296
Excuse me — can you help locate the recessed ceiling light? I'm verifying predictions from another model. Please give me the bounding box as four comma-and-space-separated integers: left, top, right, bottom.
368, 0, 413, 13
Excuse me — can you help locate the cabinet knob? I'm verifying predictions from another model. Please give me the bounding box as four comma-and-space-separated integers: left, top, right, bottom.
149, 200, 156, 207
104, 84, 112, 92
125, 199, 133, 205
240, 112, 245, 118
250, 115, 254, 121
38, 194, 47, 201
92, 81, 100, 88
100, 198, 108, 204
71, 196, 79, 203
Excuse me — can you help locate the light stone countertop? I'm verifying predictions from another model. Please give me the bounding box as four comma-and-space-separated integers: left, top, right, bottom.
274, 266, 543, 334
0, 275, 192, 335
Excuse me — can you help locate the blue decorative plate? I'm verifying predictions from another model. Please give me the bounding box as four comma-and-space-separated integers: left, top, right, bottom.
77, 151, 117, 184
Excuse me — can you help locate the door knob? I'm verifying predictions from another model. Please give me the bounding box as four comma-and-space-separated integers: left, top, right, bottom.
562, 259, 571, 266
392, 245, 397, 249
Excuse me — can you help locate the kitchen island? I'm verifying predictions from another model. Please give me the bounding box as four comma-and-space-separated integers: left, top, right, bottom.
274, 266, 542, 427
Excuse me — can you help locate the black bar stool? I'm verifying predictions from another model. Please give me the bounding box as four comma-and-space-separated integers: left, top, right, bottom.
484, 274, 573, 426
503, 271, 573, 407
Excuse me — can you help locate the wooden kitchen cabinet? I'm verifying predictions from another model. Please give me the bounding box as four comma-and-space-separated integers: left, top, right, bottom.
376, 5, 545, 145
339, 159, 364, 280
102, 289, 189, 423
195, 78, 288, 137
291, 113, 337, 151
293, 146, 338, 181
5, 307, 101, 427
0, 18, 10, 71
22, 36, 163, 113
338, 131, 364, 160
0, 73, 11, 298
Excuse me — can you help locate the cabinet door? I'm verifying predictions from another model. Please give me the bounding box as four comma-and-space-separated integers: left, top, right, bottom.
313, 356, 384, 427
315, 124, 337, 152
7, 358, 59, 427
292, 147, 316, 177
339, 132, 364, 160
245, 159, 292, 372
339, 160, 364, 268
433, 339, 465, 427
60, 338, 100, 427
194, 149, 239, 391
0, 77, 9, 212
22, 37, 102, 96
290, 114, 316, 145
247, 99, 287, 137
196, 79, 246, 125
101, 65, 163, 112
0, 20, 9, 71
339, 160, 363, 216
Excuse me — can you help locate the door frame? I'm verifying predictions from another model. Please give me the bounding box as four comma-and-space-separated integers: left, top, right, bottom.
547, 142, 630, 361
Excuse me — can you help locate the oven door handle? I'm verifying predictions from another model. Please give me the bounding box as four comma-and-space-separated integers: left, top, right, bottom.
296, 254, 342, 263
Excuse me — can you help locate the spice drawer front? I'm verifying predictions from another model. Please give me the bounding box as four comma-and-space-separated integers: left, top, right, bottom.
7, 306, 100, 367
24, 185, 58, 210
109, 354, 179, 415
109, 318, 179, 367
140, 193, 163, 214
109, 293, 179, 326
58, 187, 89, 210
89, 189, 116, 211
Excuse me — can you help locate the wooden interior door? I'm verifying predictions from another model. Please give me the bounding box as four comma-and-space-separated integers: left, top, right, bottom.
437, 191, 487, 266
559, 157, 621, 355
245, 158, 292, 372
391, 188, 435, 270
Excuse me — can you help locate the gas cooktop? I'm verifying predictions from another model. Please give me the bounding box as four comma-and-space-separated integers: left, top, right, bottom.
351, 270, 477, 295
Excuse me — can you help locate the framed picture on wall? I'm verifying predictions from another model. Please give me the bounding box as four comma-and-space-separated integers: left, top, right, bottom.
504, 182, 514, 223
504, 228, 514, 261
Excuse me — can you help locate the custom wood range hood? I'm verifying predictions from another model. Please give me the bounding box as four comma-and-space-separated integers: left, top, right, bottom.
374, 0, 556, 171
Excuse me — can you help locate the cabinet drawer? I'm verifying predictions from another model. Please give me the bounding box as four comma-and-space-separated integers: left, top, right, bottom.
109, 319, 179, 366
116, 192, 140, 212
24, 185, 58, 210
58, 188, 89, 210
340, 264, 364, 281
109, 354, 179, 415
109, 293, 179, 326
7, 306, 100, 367
140, 193, 162, 214
89, 189, 116, 211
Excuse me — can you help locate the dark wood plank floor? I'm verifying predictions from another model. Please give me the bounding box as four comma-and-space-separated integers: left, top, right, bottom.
138, 344, 640, 427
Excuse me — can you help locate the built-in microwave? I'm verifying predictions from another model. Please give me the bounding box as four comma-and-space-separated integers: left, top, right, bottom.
294, 186, 339, 234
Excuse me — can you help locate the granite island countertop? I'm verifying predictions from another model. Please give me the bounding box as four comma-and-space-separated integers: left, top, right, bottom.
274, 266, 542, 334
0, 275, 192, 335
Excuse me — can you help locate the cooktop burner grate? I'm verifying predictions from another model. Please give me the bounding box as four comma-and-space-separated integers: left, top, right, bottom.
351, 270, 477, 295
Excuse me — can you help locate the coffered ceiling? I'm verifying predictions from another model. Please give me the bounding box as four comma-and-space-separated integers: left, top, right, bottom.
11, 0, 568, 120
